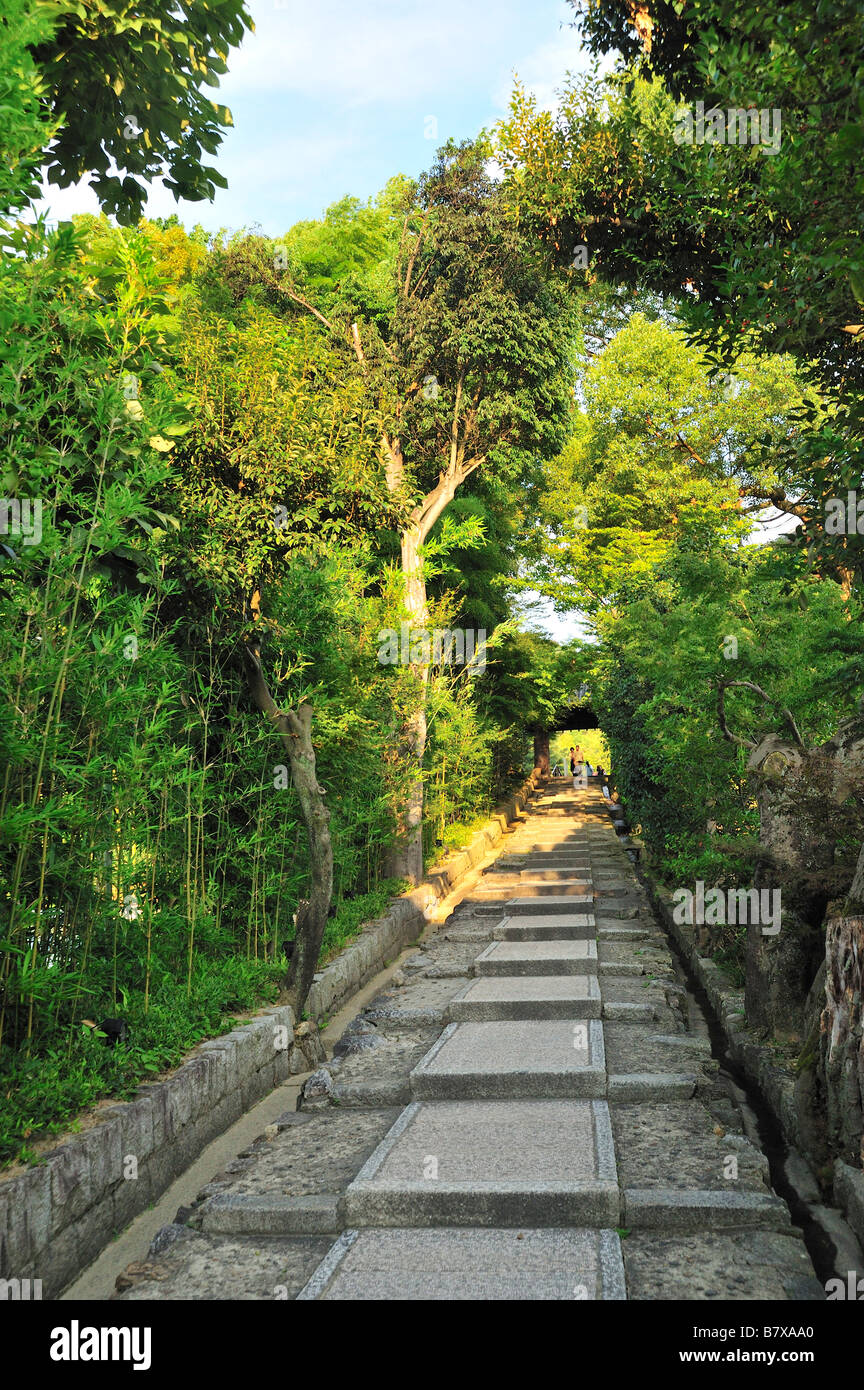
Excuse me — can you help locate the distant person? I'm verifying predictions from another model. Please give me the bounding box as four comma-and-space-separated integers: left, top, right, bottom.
570, 744, 583, 788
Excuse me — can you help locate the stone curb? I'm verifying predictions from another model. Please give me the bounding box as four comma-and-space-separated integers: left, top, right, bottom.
647, 876, 864, 1250
0, 768, 541, 1299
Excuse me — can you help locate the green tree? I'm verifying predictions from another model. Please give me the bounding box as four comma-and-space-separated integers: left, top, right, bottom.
497, 3, 864, 582
23, 0, 251, 222
530, 312, 815, 612
0, 0, 58, 214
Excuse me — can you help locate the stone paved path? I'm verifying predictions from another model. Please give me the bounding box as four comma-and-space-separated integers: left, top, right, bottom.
115, 782, 823, 1301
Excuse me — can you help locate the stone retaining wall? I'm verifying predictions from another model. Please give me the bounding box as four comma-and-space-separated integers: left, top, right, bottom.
647, 876, 864, 1250
0, 1005, 309, 1299
0, 768, 540, 1299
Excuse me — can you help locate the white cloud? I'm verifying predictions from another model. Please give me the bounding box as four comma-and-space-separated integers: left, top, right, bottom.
491, 3, 590, 115
232, 0, 517, 106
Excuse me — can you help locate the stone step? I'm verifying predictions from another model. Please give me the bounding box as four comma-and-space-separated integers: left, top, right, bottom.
511, 834, 591, 845
343, 1099, 619, 1228
473, 900, 595, 921
510, 838, 591, 847
597, 924, 650, 941
493, 914, 595, 941
474, 939, 598, 976
622, 1188, 793, 1232
521, 868, 593, 881
502, 844, 591, 853
480, 870, 593, 885
601, 1001, 656, 1023
497, 865, 592, 878
296, 1227, 627, 1301
409, 1020, 606, 1100
448, 975, 601, 1021
471, 880, 592, 898
505, 834, 591, 845
199, 1192, 341, 1236
501, 894, 594, 915
506, 854, 592, 863
607, 1073, 697, 1101
496, 856, 591, 868
437, 927, 494, 944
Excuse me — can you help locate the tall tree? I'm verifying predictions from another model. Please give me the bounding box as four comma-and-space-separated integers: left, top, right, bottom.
257, 142, 579, 881
529, 311, 814, 613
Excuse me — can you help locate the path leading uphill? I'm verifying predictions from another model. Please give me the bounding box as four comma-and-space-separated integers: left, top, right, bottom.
114, 781, 822, 1301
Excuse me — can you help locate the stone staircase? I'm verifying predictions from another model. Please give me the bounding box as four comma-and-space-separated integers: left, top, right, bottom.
114, 781, 822, 1302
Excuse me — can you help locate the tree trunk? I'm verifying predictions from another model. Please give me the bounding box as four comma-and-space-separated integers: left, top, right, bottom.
242, 643, 333, 1015
384, 524, 428, 885
375, 374, 482, 887
533, 730, 550, 775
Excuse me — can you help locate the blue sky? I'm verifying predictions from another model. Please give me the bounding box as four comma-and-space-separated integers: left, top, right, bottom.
41, 0, 591, 235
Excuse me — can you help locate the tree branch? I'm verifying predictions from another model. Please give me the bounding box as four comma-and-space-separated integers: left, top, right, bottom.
717, 681, 757, 749
274, 282, 334, 332
717, 678, 806, 750
644, 412, 707, 469
738, 485, 809, 522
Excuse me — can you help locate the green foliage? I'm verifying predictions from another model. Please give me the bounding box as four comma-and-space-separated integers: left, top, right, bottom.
497, 3, 864, 579
320, 880, 407, 961
0, 0, 59, 214
29, 0, 251, 222
591, 540, 862, 876
0, 954, 282, 1166
0, 191, 547, 1153
282, 178, 412, 327
530, 310, 814, 611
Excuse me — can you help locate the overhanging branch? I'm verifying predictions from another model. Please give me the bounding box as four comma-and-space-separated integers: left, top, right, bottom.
716, 678, 805, 750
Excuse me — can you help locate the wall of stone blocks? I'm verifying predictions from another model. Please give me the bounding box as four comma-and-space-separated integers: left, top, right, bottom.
0, 1005, 297, 1299
650, 879, 864, 1255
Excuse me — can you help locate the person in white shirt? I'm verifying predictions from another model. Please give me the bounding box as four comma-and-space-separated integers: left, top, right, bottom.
569, 745, 583, 788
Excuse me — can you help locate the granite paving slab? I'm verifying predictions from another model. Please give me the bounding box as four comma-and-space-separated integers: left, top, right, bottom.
474, 939, 599, 976
410, 1019, 606, 1099
448, 974, 601, 1021
297, 1226, 627, 1301
343, 1099, 619, 1227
